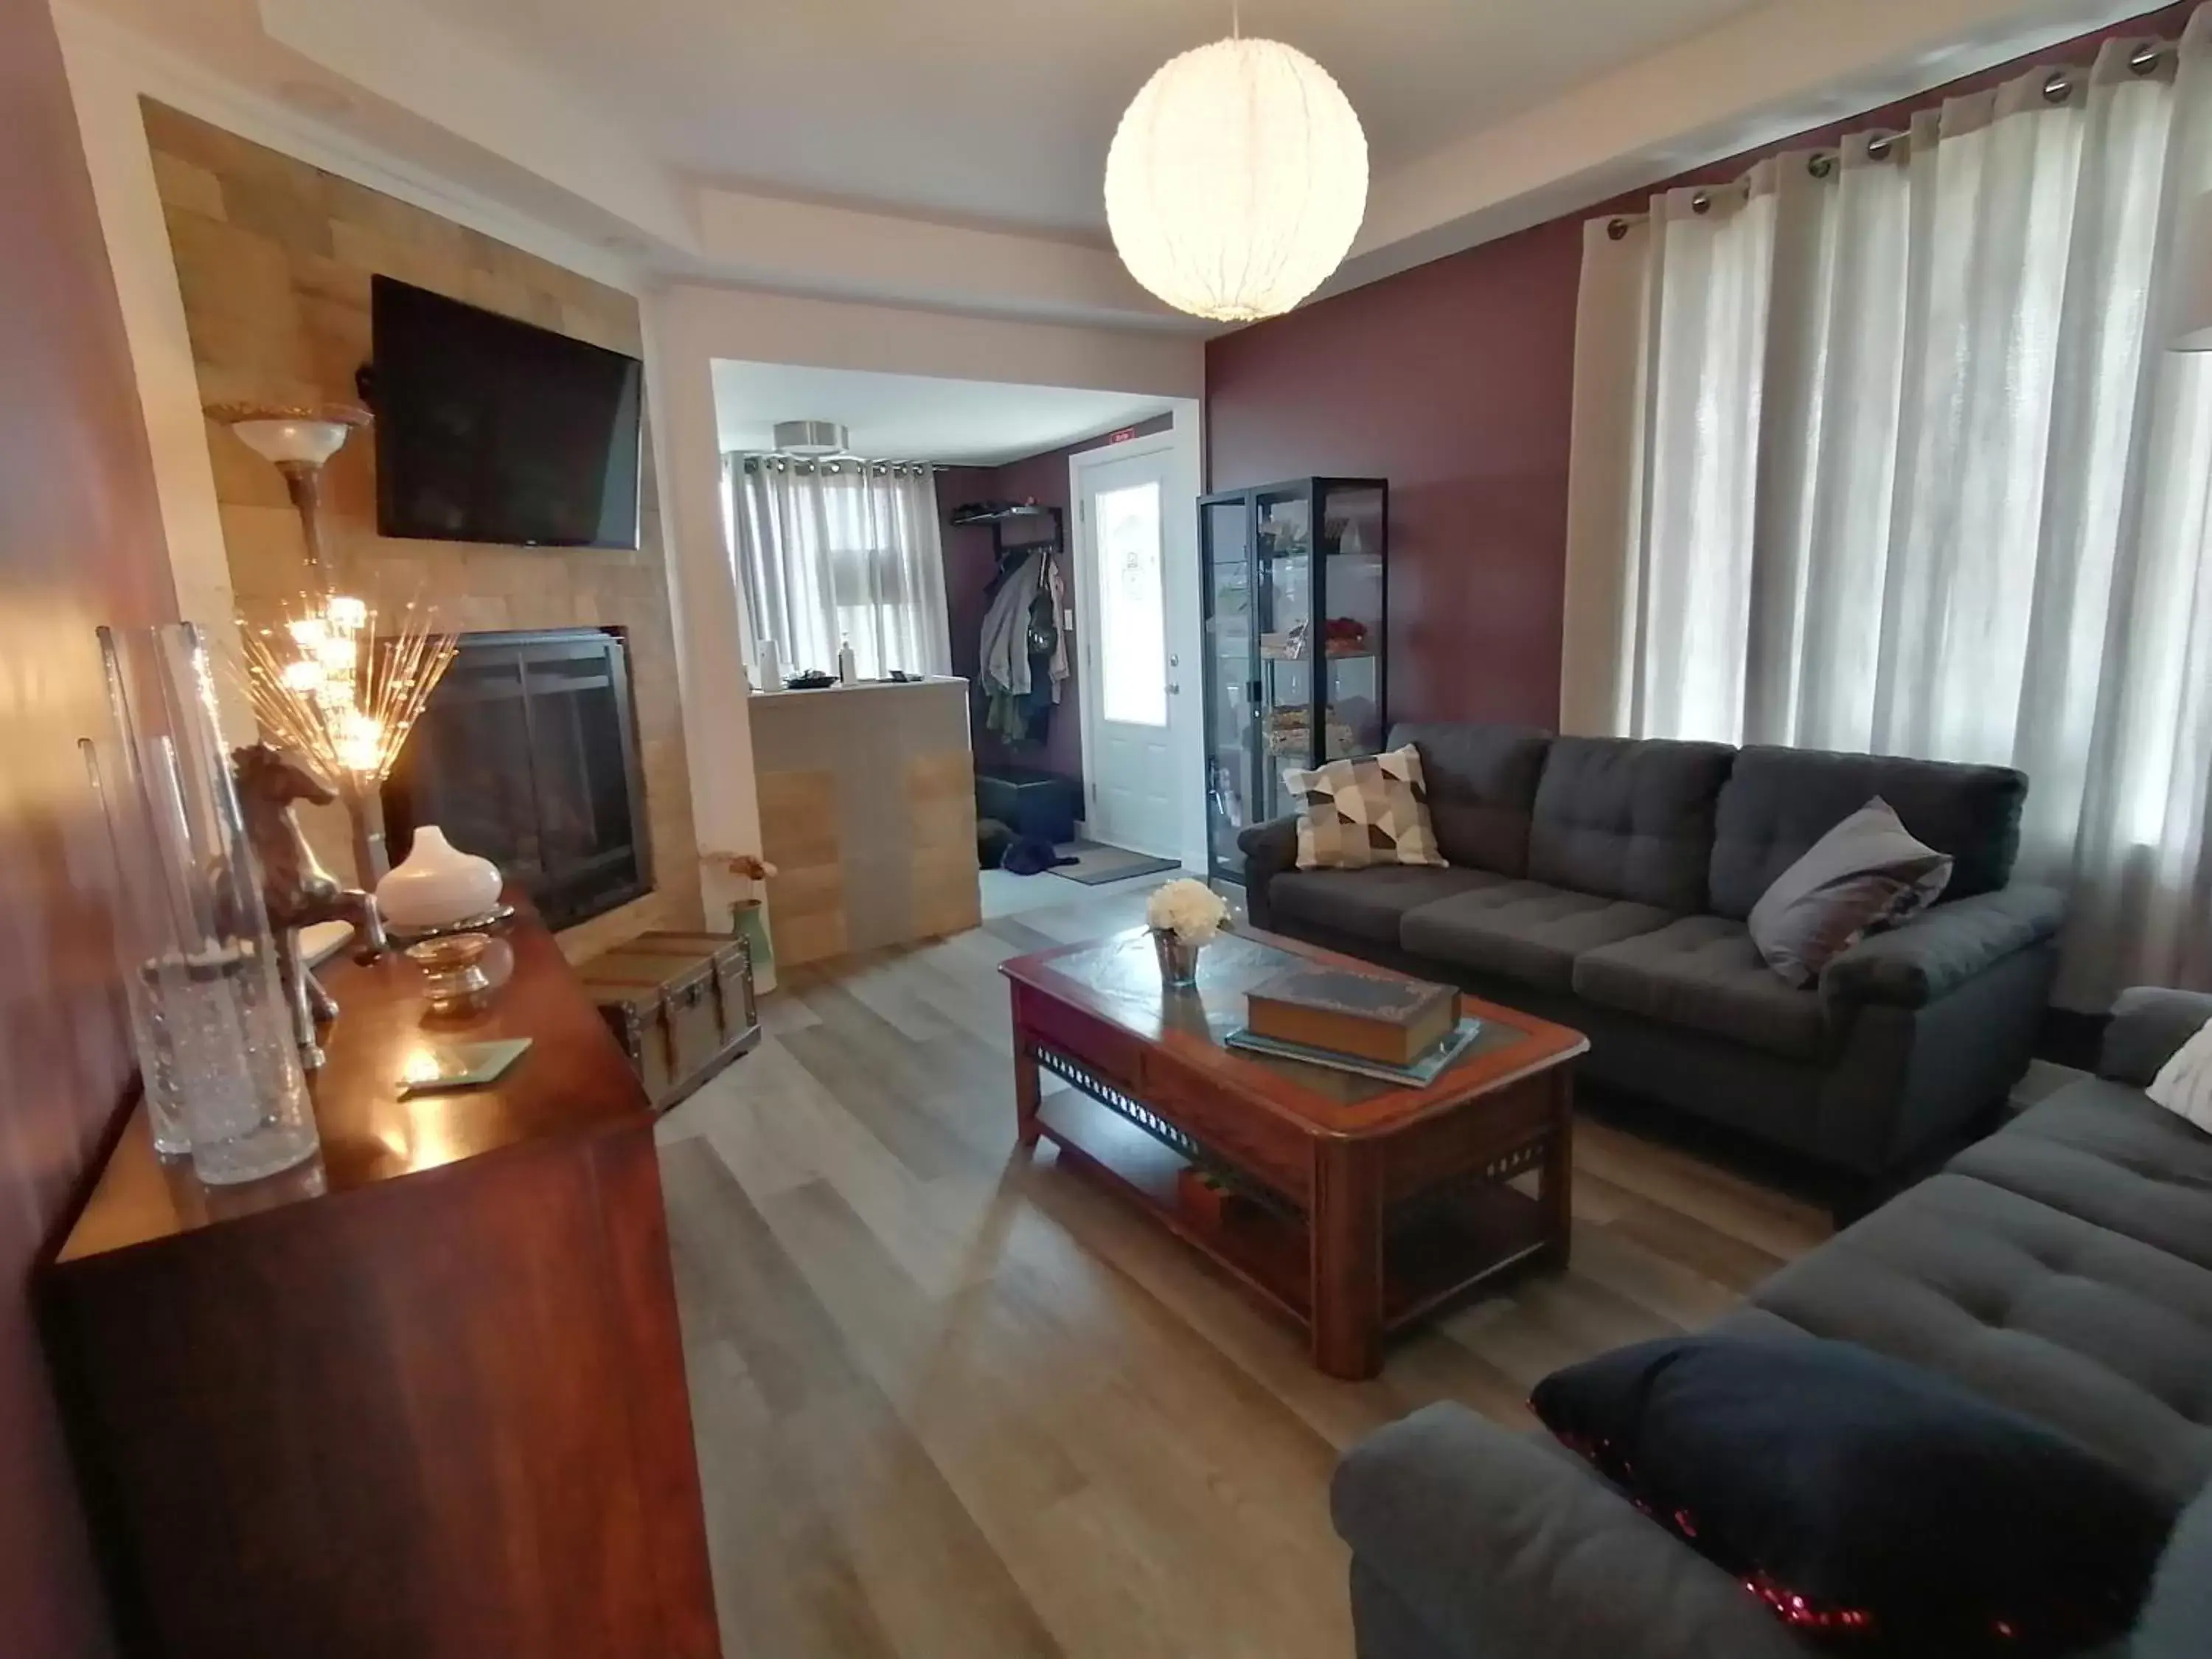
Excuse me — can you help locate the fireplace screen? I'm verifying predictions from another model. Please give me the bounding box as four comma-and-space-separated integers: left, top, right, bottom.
383, 629, 652, 931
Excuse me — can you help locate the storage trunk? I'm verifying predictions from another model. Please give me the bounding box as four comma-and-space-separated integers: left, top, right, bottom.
577, 931, 760, 1111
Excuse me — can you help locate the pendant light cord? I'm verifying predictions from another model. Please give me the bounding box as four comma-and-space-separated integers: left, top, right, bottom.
1231, 0, 1240, 40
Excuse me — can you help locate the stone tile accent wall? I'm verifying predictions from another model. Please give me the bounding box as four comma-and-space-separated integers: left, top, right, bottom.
750, 681, 978, 967
142, 100, 703, 953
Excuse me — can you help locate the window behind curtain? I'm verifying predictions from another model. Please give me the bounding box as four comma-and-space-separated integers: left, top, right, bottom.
1561, 19, 2212, 1006
721, 456, 952, 683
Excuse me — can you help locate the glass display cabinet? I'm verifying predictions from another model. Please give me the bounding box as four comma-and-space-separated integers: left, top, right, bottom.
1200, 476, 1388, 883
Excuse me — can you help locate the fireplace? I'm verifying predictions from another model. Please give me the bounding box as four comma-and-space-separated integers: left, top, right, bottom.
383, 628, 653, 931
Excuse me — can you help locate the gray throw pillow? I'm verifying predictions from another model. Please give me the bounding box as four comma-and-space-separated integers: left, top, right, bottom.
1748, 797, 1952, 987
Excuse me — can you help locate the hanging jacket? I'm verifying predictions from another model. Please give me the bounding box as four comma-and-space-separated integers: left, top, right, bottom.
980, 550, 1041, 701
1044, 554, 1069, 704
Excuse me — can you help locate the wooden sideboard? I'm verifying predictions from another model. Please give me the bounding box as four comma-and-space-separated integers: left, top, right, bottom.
43, 908, 720, 1659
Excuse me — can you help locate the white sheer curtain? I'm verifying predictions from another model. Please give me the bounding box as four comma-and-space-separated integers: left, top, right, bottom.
1563, 13, 2212, 1008
724, 456, 952, 681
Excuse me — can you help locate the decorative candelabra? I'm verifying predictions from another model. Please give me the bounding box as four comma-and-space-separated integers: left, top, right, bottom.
208, 399, 455, 886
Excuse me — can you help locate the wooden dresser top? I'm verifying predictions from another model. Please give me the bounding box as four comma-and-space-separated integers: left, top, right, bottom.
57, 907, 650, 1266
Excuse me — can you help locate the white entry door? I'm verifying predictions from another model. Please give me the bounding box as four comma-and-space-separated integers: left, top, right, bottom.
1074, 442, 1188, 858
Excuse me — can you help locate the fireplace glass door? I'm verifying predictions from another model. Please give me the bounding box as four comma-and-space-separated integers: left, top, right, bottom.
383, 629, 652, 931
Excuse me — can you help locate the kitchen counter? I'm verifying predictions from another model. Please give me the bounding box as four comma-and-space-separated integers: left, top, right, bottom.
750, 675, 980, 966
751, 673, 966, 700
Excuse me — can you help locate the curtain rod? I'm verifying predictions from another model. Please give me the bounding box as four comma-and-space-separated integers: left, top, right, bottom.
734, 453, 938, 475
1601, 38, 2170, 241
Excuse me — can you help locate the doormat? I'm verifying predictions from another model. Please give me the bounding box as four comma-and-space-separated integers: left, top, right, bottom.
1048, 841, 1183, 886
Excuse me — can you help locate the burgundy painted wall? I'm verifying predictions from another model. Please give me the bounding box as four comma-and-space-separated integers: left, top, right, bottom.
937, 463, 1000, 695
1208, 220, 1583, 730
1204, 2, 2191, 734
939, 413, 1174, 789
0, 1, 181, 1654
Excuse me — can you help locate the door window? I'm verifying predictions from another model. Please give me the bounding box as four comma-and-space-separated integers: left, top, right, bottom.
1094, 481, 1166, 728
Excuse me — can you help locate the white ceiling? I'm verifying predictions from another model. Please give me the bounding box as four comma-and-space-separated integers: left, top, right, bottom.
425, 0, 1772, 236
712, 361, 1174, 465
67, 0, 2157, 329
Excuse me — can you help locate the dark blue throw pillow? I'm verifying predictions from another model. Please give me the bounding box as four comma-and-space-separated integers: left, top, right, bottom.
1531, 1336, 2171, 1658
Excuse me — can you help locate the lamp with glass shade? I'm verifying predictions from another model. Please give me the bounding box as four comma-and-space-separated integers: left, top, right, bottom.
207, 401, 370, 589
209, 398, 455, 885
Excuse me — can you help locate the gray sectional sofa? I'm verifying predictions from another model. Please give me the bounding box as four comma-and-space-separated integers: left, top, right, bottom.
1239, 723, 2065, 1192
1332, 988, 2212, 1659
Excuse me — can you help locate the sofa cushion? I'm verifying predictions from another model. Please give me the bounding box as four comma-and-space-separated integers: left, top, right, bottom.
1388, 722, 1551, 877
1527, 737, 1736, 913
1269, 866, 1507, 948
2134, 1482, 2212, 1659
1400, 880, 1673, 995
1724, 1170, 2212, 1510
1947, 1083, 2212, 1274
2103, 989, 2212, 1088
1573, 917, 1829, 1060
2146, 1018, 2212, 1135
1709, 745, 2027, 921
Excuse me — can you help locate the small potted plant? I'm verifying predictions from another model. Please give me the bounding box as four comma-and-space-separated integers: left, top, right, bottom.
1145, 878, 1230, 989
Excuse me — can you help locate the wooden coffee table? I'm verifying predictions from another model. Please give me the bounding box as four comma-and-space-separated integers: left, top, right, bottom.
1001, 926, 1587, 1380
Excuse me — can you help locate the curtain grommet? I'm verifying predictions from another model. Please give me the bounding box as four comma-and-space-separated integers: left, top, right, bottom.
2130, 44, 2161, 76
1607, 217, 1631, 241
1809, 153, 1836, 180
2043, 72, 2073, 103
1691, 191, 1713, 215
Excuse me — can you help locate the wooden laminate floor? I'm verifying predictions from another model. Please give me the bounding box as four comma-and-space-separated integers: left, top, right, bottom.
654, 881, 1832, 1659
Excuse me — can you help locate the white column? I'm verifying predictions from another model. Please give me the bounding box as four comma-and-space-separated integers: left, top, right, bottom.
642, 291, 767, 973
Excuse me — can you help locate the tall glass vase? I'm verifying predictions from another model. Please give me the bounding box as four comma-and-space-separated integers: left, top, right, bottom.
91, 624, 319, 1185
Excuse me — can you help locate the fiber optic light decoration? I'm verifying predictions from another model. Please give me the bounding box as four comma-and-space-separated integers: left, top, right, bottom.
210, 397, 456, 883
236, 590, 457, 883
1105, 33, 1368, 322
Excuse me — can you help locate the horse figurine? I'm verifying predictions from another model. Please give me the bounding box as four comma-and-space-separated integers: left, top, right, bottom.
231, 742, 387, 1071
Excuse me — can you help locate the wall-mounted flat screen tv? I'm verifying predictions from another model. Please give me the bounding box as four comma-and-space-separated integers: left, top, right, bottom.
370, 274, 643, 549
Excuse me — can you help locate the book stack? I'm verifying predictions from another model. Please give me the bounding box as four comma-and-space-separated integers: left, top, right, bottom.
1227, 964, 1479, 1085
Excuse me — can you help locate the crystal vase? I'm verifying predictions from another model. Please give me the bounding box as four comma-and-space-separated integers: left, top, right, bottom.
91, 624, 319, 1185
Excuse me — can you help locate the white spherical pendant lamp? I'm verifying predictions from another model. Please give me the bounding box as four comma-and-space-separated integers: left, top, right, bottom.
1106, 36, 1368, 324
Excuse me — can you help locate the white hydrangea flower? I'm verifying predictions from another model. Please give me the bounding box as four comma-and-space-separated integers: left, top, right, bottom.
1147, 878, 1230, 944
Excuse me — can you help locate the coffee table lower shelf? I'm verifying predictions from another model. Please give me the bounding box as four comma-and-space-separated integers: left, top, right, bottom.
1034, 1089, 1552, 1350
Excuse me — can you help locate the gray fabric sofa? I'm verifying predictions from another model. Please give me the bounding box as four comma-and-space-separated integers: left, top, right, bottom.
1239, 723, 2065, 1187
1332, 988, 2212, 1659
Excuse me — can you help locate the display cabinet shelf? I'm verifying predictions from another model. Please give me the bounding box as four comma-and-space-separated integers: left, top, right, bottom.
1200, 476, 1389, 884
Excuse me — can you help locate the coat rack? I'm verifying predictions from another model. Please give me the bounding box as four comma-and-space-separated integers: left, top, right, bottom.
950, 501, 1065, 593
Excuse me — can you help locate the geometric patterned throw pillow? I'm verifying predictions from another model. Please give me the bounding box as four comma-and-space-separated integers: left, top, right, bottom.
1285, 744, 1447, 871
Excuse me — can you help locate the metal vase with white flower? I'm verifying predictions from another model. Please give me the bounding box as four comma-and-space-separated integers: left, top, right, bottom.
1145, 878, 1230, 989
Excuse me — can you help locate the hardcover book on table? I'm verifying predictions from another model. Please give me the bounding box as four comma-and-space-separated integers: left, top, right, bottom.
1246, 964, 1458, 1066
